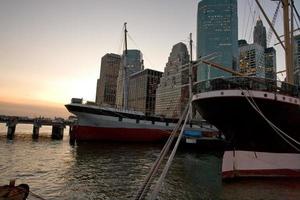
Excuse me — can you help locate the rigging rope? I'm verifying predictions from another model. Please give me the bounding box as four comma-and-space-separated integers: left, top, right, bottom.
135, 99, 191, 200
127, 33, 155, 68
246, 89, 300, 145
29, 191, 48, 200
266, 1, 281, 48
293, 2, 300, 29
149, 105, 191, 200
240, 88, 300, 152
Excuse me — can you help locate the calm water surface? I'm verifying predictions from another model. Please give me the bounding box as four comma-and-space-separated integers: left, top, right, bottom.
0, 124, 299, 200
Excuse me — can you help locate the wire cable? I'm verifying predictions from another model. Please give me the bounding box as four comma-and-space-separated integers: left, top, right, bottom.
240, 88, 300, 152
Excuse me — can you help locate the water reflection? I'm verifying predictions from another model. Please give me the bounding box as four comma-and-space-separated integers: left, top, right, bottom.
0, 132, 299, 200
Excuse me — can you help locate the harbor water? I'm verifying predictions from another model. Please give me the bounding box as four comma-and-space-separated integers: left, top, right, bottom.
0, 124, 299, 200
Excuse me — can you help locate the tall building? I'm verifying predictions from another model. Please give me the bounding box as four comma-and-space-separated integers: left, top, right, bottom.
155, 42, 190, 118
95, 53, 121, 106
265, 47, 277, 80
128, 69, 162, 116
197, 0, 238, 81
116, 49, 144, 109
239, 43, 265, 77
253, 18, 267, 49
239, 19, 276, 80
294, 34, 300, 86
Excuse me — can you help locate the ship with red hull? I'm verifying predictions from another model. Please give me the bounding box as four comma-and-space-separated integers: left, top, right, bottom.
65, 100, 214, 142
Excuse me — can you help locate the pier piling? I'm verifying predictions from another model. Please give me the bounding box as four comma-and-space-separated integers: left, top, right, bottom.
51, 124, 65, 140
32, 120, 42, 139
69, 126, 75, 145
6, 118, 18, 140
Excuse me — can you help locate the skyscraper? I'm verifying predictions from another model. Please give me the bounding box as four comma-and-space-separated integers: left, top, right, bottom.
239, 18, 276, 80
197, 0, 238, 81
116, 49, 144, 109
239, 43, 265, 77
95, 53, 121, 106
128, 69, 162, 116
265, 47, 277, 80
155, 42, 190, 118
253, 18, 267, 49
294, 34, 300, 86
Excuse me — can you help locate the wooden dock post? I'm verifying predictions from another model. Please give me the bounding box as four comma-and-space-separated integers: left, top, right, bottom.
51, 124, 65, 140
69, 126, 75, 145
6, 118, 17, 140
32, 120, 42, 139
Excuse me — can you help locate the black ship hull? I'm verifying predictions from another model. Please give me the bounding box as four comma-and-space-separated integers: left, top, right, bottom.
193, 90, 300, 153
193, 89, 300, 178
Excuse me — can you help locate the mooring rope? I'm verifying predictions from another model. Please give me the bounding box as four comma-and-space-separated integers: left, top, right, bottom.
135, 99, 191, 200
29, 191, 48, 200
241, 88, 300, 152
149, 107, 191, 200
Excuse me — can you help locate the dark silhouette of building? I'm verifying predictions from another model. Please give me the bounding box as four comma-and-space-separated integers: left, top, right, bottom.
96, 53, 121, 106
116, 50, 144, 109
239, 19, 276, 80
265, 47, 277, 80
155, 42, 190, 118
128, 69, 162, 116
294, 34, 300, 86
254, 17, 267, 49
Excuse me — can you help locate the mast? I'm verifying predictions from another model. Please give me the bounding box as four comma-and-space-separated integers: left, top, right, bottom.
283, 0, 294, 84
124, 22, 128, 55
123, 22, 128, 109
189, 33, 193, 120
290, 0, 295, 83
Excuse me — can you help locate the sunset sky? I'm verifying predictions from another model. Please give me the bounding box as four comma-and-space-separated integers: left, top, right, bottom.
0, 0, 299, 118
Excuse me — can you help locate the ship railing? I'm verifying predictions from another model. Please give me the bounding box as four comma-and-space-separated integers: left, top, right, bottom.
71, 99, 146, 116
193, 76, 300, 98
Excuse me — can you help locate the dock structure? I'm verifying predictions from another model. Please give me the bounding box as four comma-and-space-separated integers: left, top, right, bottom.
0, 115, 76, 140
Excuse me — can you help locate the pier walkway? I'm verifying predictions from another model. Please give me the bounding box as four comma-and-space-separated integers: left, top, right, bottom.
0, 115, 77, 141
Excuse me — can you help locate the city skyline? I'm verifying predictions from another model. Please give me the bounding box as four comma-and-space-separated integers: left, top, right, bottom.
0, 0, 299, 117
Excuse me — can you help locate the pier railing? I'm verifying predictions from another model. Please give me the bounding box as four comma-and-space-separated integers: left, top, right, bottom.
193, 77, 300, 98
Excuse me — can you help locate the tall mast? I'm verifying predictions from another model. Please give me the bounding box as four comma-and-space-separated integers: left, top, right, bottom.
123, 22, 128, 109
189, 33, 193, 120
283, 0, 294, 84
124, 22, 128, 55
290, 0, 294, 83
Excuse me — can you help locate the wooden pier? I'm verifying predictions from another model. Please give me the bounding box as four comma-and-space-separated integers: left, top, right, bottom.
0, 115, 77, 142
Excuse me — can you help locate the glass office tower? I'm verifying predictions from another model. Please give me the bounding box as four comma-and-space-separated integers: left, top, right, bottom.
197, 0, 238, 81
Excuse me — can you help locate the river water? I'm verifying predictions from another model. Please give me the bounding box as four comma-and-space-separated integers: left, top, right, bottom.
0, 124, 299, 200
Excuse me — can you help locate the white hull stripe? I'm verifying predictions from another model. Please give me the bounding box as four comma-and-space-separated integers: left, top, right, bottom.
192, 90, 300, 106
223, 150, 300, 172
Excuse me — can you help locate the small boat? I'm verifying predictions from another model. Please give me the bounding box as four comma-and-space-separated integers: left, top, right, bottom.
0, 180, 29, 200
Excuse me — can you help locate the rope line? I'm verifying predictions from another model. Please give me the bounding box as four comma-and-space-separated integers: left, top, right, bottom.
135, 99, 191, 200
246, 89, 300, 146
241, 88, 300, 152
149, 105, 191, 200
